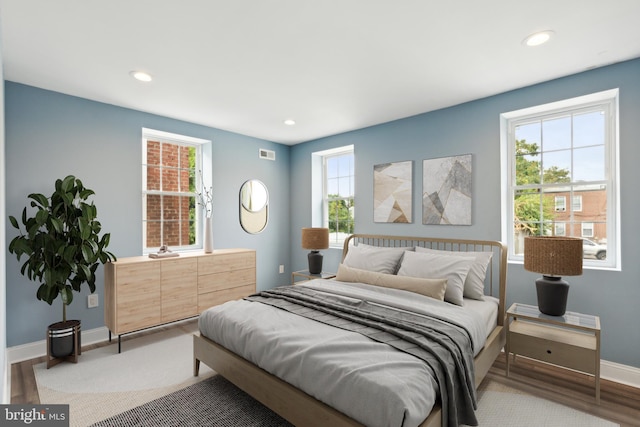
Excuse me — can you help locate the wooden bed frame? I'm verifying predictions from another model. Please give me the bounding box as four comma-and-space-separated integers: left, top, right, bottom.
194, 234, 507, 427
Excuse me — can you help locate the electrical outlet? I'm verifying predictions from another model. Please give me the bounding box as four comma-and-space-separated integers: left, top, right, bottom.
88, 294, 99, 308
279, 265, 285, 274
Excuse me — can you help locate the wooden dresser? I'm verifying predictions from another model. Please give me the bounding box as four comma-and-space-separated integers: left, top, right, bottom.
104, 249, 256, 351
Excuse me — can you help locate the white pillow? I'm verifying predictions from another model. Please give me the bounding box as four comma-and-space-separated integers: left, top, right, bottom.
336, 264, 447, 301
342, 243, 413, 274
397, 250, 474, 306
415, 247, 492, 300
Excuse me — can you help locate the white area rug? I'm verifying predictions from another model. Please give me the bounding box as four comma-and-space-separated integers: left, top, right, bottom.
34, 326, 618, 427
34, 327, 214, 426
468, 383, 619, 426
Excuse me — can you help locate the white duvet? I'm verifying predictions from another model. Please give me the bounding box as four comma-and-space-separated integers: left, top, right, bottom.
198, 279, 495, 427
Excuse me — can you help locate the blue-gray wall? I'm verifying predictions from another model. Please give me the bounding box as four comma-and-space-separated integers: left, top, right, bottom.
5, 58, 640, 369
4, 82, 291, 346
290, 58, 640, 368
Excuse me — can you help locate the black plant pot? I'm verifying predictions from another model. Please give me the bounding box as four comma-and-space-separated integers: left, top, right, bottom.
47, 320, 81, 368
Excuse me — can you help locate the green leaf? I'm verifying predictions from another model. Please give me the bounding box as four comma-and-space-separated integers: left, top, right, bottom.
79, 218, 91, 240
60, 286, 73, 305
63, 245, 76, 263
81, 244, 93, 263
35, 208, 48, 226
61, 176, 76, 193
60, 191, 73, 206
9, 216, 19, 229
79, 189, 95, 200
43, 268, 54, 287
37, 284, 57, 305
87, 239, 98, 254
28, 193, 49, 208
50, 217, 64, 233
79, 264, 92, 280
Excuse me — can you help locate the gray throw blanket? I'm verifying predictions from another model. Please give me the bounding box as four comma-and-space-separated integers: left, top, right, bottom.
246, 286, 478, 427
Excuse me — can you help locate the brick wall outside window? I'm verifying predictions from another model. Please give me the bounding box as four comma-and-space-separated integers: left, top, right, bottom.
145, 140, 196, 248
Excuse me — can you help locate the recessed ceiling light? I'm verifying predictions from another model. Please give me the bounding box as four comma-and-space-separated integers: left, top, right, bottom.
130, 71, 153, 82
284, 119, 296, 126
523, 30, 555, 47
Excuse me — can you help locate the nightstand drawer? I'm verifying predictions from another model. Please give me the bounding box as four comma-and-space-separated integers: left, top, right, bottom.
509, 321, 597, 374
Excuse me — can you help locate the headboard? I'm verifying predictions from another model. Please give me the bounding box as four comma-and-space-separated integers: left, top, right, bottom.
342, 234, 507, 326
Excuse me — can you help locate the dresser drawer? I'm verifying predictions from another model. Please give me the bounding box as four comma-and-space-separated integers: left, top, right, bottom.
509, 320, 597, 374
198, 268, 255, 293
198, 284, 256, 312
198, 251, 256, 275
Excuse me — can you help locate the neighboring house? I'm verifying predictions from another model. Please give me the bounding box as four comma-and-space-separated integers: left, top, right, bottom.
551, 186, 607, 243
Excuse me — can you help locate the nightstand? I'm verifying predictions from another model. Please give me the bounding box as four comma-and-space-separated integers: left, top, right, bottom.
506, 303, 601, 403
291, 270, 336, 285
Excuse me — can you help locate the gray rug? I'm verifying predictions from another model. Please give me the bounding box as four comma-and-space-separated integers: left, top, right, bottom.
89, 373, 618, 427
90, 375, 293, 427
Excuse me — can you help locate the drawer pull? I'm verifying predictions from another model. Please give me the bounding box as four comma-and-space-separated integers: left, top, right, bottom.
546, 350, 552, 354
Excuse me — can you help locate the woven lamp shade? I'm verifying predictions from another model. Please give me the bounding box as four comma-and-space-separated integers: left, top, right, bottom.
301, 228, 329, 250
524, 236, 583, 276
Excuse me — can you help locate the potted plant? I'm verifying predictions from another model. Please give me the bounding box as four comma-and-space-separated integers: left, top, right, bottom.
8, 175, 116, 367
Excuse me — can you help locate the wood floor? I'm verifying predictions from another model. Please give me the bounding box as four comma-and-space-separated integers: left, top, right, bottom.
487, 354, 640, 427
11, 320, 640, 426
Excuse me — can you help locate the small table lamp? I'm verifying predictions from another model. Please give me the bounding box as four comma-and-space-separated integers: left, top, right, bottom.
301, 227, 329, 275
524, 236, 583, 316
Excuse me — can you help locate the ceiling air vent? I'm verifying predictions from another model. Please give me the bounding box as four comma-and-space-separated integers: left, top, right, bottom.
259, 148, 276, 161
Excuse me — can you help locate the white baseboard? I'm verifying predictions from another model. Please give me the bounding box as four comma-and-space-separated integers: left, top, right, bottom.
7, 326, 109, 364
601, 359, 640, 389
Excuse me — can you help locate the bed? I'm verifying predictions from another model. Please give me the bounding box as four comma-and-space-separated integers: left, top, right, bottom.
193, 234, 507, 427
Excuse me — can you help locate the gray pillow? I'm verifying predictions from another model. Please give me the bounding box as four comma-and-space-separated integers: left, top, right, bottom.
342, 243, 413, 274
415, 247, 492, 300
397, 250, 474, 306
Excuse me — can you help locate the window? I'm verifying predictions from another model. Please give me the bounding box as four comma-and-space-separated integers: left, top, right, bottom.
142, 129, 211, 253
312, 146, 355, 248
572, 195, 583, 212
501, 89, 619, 269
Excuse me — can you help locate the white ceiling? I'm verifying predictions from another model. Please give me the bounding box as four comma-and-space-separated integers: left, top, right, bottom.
2, 1, 639, 145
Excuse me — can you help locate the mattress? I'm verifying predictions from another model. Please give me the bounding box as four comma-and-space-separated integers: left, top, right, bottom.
464, 295, 499, 341
199, 279, 498, 427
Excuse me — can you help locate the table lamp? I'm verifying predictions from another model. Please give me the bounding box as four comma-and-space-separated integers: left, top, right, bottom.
301, 227, 329, 274
524, 236, 583, 316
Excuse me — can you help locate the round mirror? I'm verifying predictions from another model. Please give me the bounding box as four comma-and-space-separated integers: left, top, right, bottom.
239, 180, 269, 234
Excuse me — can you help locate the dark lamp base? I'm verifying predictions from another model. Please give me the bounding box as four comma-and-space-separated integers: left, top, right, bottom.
536, 275, 569, 316
307, 250, 323, 275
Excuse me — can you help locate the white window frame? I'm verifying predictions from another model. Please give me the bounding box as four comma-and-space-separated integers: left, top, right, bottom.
142, 128, 211, 254
582, 222, 594, 238
555, 196, 566, 212
572, 195, 583, 212
500, 89, 620, 270
312, 145, 355, 249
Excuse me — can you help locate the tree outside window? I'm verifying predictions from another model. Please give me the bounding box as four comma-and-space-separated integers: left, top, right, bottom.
506, 90, 617, 269
324, 150, 354, 247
